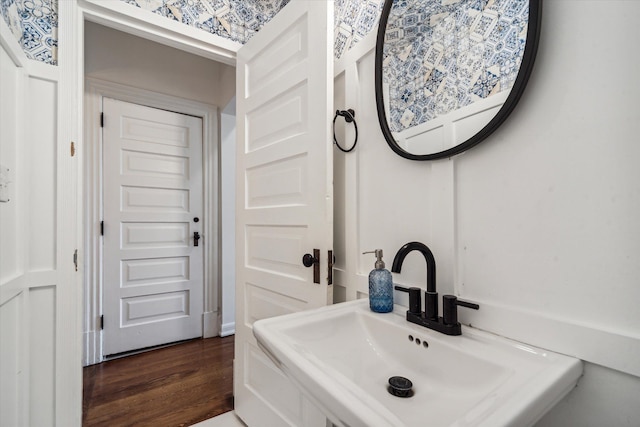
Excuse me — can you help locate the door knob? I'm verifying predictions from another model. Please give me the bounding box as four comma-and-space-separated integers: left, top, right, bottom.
302, 253, 318, 267
302, 249, 320, 284
194, 231, 201, 247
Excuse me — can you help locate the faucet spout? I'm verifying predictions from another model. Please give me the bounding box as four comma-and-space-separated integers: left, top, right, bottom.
391, 241, 436, 293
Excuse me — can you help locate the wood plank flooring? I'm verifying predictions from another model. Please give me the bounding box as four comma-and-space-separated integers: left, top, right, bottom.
83, 336, 235, 427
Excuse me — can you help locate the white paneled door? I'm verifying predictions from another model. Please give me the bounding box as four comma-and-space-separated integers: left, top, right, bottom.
234, 1, 334, 426
102, 98, 204, 356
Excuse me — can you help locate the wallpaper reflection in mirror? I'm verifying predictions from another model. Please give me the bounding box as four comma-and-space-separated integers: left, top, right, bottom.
382, 0, 529, 132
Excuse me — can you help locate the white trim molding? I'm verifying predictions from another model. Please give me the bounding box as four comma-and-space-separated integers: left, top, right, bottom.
79, 0, 240, 66
457, 300, 640, 378
220, 322, 235, 338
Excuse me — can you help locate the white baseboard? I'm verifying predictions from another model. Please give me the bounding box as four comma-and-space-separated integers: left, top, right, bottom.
191, 411, 244, 427
220, 322, 235, 337
204, 311, 220, 338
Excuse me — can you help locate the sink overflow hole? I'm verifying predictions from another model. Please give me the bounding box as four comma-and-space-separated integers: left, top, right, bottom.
407, 334, 428, 348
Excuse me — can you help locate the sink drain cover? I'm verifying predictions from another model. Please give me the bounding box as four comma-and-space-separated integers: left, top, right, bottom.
388, 376, 413, 398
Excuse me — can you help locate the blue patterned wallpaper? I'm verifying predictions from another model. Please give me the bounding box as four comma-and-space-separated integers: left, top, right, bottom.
120, 0, 290, 44
0, 0, 383, 65
1, 0, 58, 64
382, 0, 528, 131
122, 0, 384, 58
335, 0, 384, 59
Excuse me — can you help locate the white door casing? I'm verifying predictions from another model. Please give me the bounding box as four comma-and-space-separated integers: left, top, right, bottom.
234, 1, 334, 426
102, 98, 204, 356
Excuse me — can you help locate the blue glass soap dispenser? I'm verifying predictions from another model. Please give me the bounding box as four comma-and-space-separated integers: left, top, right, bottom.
363, 249, 393, 313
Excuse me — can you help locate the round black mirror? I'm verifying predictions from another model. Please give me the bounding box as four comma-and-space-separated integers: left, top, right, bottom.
375, 0, 542, 160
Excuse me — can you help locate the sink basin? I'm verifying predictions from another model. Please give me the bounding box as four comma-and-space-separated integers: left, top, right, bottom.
253, 299, 583, 427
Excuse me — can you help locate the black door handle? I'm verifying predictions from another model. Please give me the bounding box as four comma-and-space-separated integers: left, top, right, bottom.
194, 231, 201, 247
302, 249, 320, 284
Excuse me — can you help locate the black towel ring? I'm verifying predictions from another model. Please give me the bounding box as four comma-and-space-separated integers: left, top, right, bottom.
333, 109, 358, 153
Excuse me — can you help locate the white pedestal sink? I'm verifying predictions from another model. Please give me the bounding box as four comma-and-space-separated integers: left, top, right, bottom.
253, 299, 582, 427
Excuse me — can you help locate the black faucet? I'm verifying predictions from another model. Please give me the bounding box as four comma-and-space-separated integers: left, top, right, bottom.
391, 241, 479, 336
391, 242, 439, 320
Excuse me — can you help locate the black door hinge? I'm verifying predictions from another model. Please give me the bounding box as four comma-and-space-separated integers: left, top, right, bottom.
100, 221, 104, 236
73, 249, 78, 272
100, 315, 104, 330
100, 112, 104, 128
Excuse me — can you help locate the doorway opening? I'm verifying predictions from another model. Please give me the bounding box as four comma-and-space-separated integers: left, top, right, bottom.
82, 21, 237, 423
83, 21, 235, 427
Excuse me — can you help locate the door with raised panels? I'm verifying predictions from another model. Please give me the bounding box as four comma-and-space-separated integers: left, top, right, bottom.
102, 98, 204, 356
234, 1, 334, 426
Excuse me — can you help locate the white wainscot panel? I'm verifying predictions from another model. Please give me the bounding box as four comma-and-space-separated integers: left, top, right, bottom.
394, 91, 507, 155
29, 286, 55, 426
452, 103, 502, 145
0, 45, 20, 281
27, 77, 57, 271
0, 291, 23, 426
405, 124, 445, 154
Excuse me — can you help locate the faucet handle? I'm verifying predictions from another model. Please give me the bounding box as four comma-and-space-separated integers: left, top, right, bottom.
394, 286, 422, 314
442, 295, 479, 326
456, 298, 480, 310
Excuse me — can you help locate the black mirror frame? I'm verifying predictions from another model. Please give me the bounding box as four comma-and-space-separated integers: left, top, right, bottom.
375, 0, 543, 161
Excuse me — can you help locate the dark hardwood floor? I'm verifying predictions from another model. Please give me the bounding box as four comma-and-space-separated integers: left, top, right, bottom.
83, 336, 235, 427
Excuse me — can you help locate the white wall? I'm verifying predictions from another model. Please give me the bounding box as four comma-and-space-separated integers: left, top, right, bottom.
334, 1, 640, 425
84, 21, 235, 107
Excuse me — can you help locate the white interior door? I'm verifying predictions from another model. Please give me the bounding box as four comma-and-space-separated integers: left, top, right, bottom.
234, 1, 334, 426
102, 98, 204, 356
